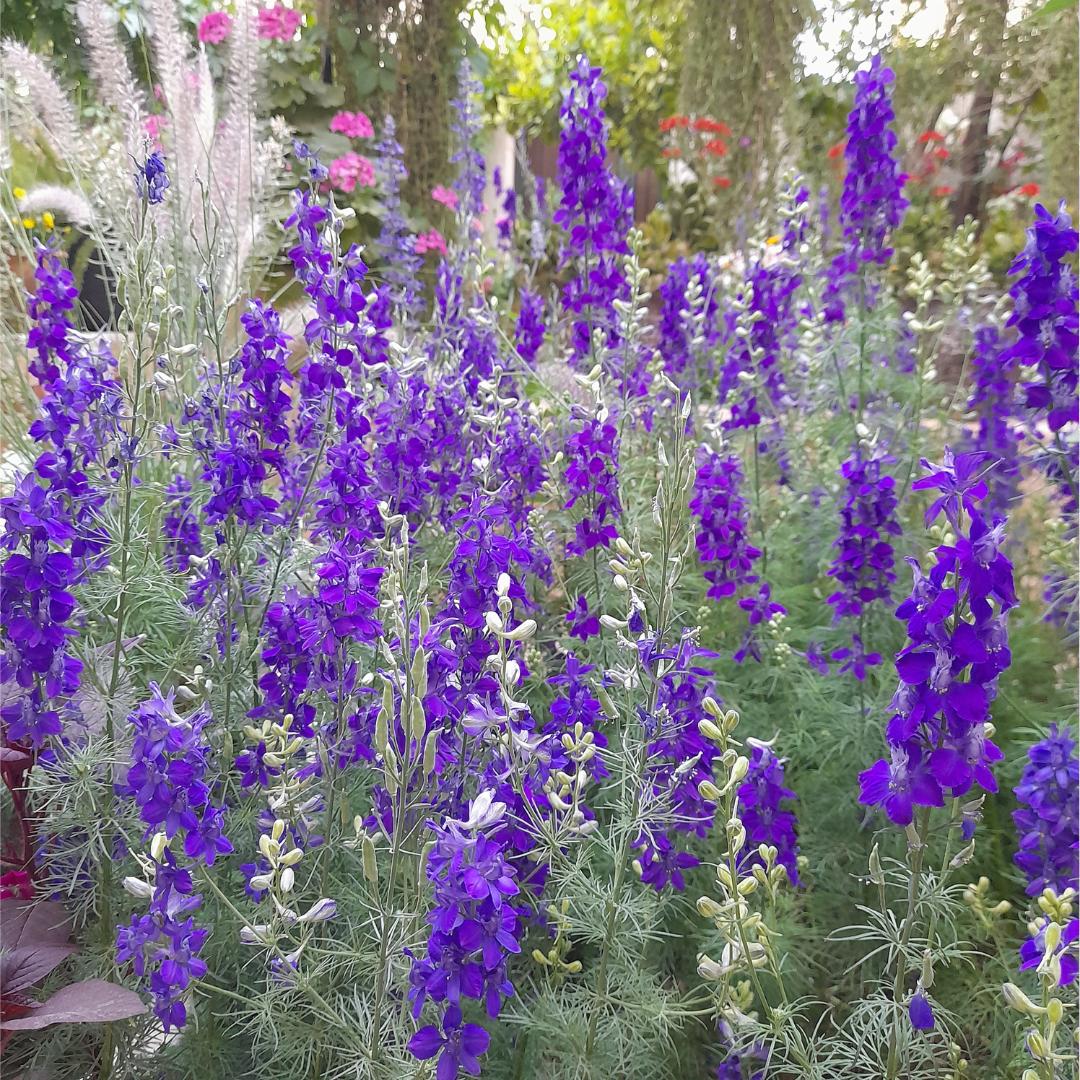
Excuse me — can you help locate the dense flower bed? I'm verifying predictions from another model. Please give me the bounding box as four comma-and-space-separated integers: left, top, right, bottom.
1, 27, 1077, 1080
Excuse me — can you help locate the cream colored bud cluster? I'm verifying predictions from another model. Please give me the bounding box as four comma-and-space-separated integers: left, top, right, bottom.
939, 217, 994, 309
248, 818, 304, 894
531, 898, 583, 978
692, 698, 793, 1017
999, 887, 1077, 1079
603, 534, 653, 626
542, 719, 599, 838
962, 875, 1013, 931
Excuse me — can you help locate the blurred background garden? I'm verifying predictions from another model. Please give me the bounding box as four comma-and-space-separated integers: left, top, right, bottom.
4, 0, 1078, 293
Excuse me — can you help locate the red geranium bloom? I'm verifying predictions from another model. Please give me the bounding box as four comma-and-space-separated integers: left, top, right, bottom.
932, 147, 949, 160
659, 114, 690, 132
693, 117, 732, 136
827, 140, 846, 160
703, 138, 728, 157
661, 147, 682, 159
918, 130, 945, 144
1018, 182, 1040, 197
713, 176, 731, 189
933, 185, 954, 197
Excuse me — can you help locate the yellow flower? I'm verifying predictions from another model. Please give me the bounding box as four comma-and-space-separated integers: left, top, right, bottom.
22, 217, 36, 229
13, 187, 26, 200
765, 234, 781, 246
42, 211, 55, 229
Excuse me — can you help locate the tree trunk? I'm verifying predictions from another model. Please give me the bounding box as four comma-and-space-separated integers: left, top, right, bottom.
951, 0, 1008, 227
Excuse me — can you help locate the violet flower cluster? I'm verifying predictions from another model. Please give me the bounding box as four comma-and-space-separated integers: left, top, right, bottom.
965, 325, 1021, 517
690, 450, 761, 600
555, 56, 632, 363
823, 54, 907, 322
1012, 725, 1079, 897
859, 450, 1017, 825
657, 253, 719, 393
1002, 202, 1079, 514
408, 792, 521, 1079
116, 853, 207, 1031
375, 116, 422, 312
633, 632, 722, 891
2, 244, 119, 748
825, 447, 901, 679
563, 410, 622, 555
117, 684, 232, 865
690, 449, 785, 663
738, 740, 801, 886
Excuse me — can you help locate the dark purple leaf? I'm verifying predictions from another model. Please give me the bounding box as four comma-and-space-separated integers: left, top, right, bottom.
0, 900, 76, 993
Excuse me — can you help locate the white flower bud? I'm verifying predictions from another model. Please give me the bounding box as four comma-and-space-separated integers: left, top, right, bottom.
122, 876, 154, 899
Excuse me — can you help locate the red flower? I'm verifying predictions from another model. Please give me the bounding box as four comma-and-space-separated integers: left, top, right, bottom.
662, 147, 683, 159
703, 138, 728, 157
827, 140, 847, 160
1018, 182, 1040, 197
918, 130, 945, 144
932, 147, 949, 160
659, 114, 690, 132
713, 176, 732, 189
693, 117, 732, 136
933, 185, 954, 197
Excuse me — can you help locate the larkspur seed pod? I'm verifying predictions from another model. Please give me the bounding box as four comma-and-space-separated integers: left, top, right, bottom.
122, 876, 154, 899
1025, 1032, 1049, 1061
697, 896, 723, 919
150, 832, 169, 862
361, 836, 378, 884
867, 844, 886, 886
697, 953, 725, 980
921, 949, 934, 989
1002, 983, 1046, 1015
697, 779, 721, 801
298, 899, 337, 923
1046, 997, 1063, 1025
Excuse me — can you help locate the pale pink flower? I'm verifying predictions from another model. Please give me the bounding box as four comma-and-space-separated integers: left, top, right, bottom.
328, 152, 375, 193
144, 114, 167, 141
329, 111, 374, 139
414, 228, 447, 256
431, 185, 458, 210
257, 5, 302, 41
197, 11, 232, 44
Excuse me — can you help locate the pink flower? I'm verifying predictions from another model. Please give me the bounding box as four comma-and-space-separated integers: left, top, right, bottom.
144, 114, 167, 141
414, 228, 447, 256
431, 184, 458, 210
328, 152, 375, 193
329, 111, 374, 139
257, 5, 302, 41
198, 10, 233, 44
